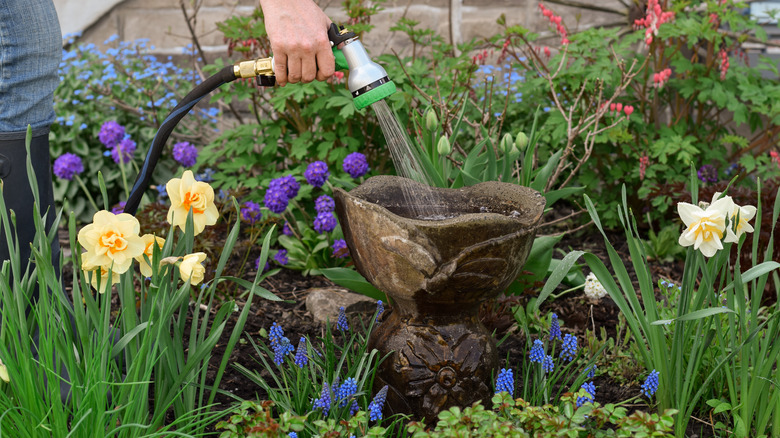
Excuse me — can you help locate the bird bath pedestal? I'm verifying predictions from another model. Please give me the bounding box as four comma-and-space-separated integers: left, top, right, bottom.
333, 175, 545, 421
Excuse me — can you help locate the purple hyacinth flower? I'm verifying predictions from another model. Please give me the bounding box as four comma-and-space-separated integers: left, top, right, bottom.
314, 195, 335, 214
270, 175, 300, 199
98, 120, 125, 148
264, 186, 289, 214
332, 239, 349, 258
172, 141, 198, 167
282, 221, 293, 236
111, 202, 127, 215
111, 138, 136, 164
342, 152, 370, 178
697, 164, 718, 183
53, 153, 84, 180
241, 201, 262, 224
273, 249, 288, 265
313, 211, 337, 233
304, 161, 330, 187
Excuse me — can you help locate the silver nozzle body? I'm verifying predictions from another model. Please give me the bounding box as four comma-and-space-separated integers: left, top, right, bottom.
340, 39, 390, 95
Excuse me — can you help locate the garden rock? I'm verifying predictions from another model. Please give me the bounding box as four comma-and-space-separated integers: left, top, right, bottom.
305, 287, 377, 324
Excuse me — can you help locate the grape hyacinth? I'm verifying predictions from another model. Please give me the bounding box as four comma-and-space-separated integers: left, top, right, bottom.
342, 152, 370, 178
288, 433, 298, 438
53, 153, 84, 180
273, 249, 288, 266
264, 186, 289, 214
549, 313, 562, 341
111, 138, 136, 164
576, 381, 596, 407
336, 377, 358, 408
240, 201, 262, 224
495, 368, 514, 396
587, 364, 597, 379
368, 385, 389, 421
294, 337, 308, 368
315, 194, 335, 213
270, 175, 300, 199
376, 300, 384, 321
304, 161, 329, 187
641, 369, 660, 398
529, 339, 545, 363
172, 141, 198, 167
560, 334, 578, 362
332, 239, 349, 258
337, 306, 349, 331
313, 211, 337, 233
269, 322, 294, 365
542, 355, 554, 374
98, 120, 125, 148
312, 382, 332, 416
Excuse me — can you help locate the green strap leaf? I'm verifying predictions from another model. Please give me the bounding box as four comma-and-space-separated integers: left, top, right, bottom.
651, 307, 735, 325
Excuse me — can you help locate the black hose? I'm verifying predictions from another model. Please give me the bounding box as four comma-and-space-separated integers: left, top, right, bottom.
123, 65, 237, 215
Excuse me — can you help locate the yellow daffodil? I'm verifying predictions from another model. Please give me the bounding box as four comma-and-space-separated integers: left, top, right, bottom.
0, 357, 9, 383
712, 192, 757, 243
78, 210, 144, 274
179, 252, 207, 286
678, 195, 734, 257
136, 234, 166, 277
166, 170, 218, 235
83, 264, 122, 293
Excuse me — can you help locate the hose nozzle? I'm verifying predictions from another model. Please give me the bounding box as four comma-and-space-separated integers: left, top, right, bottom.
337, 38, 396, 110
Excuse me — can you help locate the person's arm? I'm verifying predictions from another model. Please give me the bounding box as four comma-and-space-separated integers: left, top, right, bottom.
258, 0, 335, 86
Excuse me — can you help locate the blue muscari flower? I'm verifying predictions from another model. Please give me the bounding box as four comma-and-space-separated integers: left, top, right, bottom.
304, 161, 330, 187
312, 382, 332, 416
529, 339, 545, 363
342, 152, 370, 178
376, 300, 384, 322
273, 249, 288, 266
269, 322, 294, 365
587, 364, 597, 379
195, 168, 215, 182
288, 433, 298, 438
315, 195, 335, 214
561, 334, 578, 362
337, 377, 358, 408
313, 211, 337, 234
368, 385, 388, 421
576, 381, 596, 407
495, 368, 514, 396
542, 355, 554, 373
79, 123, 87, 130
337, 306, 349, 331
641, 369, 660, 398
294, 337, 307, 368
550, 313, 562, 341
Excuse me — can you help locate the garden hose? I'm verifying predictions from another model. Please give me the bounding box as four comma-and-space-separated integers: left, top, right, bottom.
123, 24, 395, 215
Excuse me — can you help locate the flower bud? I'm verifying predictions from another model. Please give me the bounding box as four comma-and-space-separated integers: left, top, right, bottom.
515, 132, 529, 151
500, 133, 514, 153
437, 136, 451, 155
425, 109, 438, 131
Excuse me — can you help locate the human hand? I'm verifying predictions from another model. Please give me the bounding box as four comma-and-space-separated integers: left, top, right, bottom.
258, 0, 335, 86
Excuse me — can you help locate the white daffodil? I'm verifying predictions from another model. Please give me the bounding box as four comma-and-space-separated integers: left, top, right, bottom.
713, 192, 757, 243
678, 195, 735, 257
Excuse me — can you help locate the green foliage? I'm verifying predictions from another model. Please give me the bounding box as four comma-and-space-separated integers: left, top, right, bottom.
54, 35, 215, 221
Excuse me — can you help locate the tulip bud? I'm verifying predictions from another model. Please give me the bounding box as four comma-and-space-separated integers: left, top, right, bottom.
500, 133, 514, 153
515, 131, 529, 151
437, 136, 451, 155
426, 109, 438, 132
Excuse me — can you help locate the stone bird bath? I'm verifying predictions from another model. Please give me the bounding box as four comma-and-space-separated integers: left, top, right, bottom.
333, 175, 545, 421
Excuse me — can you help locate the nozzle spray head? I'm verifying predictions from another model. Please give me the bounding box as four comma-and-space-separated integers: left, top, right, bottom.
329, 24, 396, 110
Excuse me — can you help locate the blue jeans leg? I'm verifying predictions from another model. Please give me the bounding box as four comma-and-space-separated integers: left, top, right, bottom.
0, 0, 61, 138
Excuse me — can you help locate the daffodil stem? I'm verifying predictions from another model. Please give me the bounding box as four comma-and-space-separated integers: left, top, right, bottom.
551, 283, 585, 300
75, 174, 99, 213
119, 161, 130, 199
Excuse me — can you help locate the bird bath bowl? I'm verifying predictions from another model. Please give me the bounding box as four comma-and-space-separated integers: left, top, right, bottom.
333, 175, 545, 420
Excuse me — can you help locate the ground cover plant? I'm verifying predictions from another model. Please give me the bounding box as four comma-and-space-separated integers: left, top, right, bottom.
2, 0, 778, 436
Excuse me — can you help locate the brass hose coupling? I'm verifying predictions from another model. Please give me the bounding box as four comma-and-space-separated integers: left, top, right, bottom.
233, 57, 274, 79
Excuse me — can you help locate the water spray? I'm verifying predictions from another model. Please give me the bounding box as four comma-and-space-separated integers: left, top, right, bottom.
123, 23, 395, 215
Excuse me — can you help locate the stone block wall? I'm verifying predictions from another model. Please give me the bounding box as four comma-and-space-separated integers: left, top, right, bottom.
60, 0, 626, 57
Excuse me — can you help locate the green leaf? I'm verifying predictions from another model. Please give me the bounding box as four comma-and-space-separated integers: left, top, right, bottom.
535, 250, 584, 310
651, 307, 735, 325
320, 268, 385, 301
